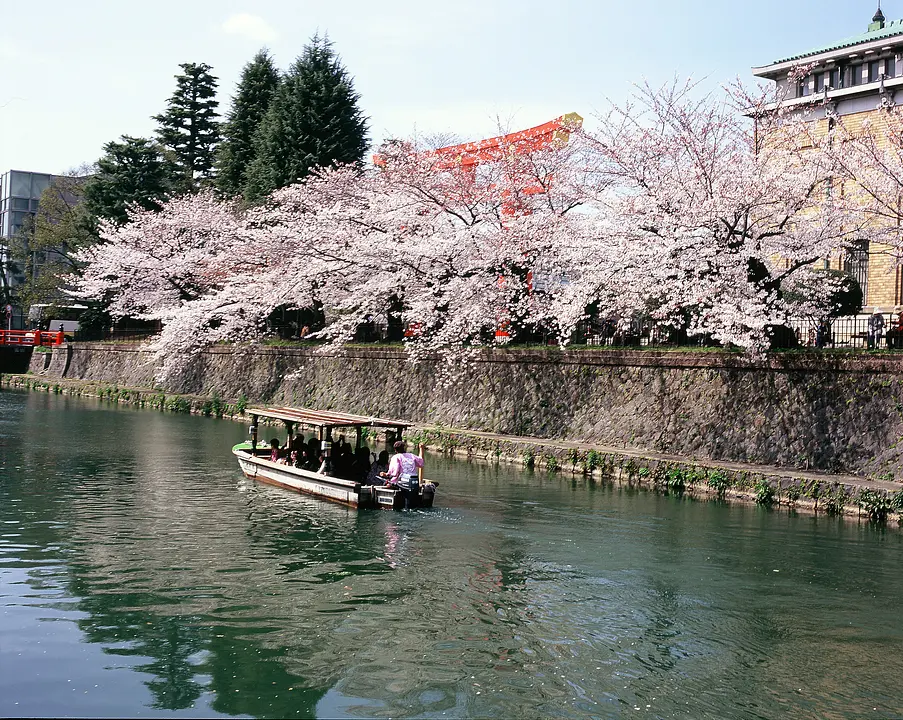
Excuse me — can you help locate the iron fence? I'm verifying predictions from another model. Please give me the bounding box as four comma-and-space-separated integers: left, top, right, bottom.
67, 314, 903, 352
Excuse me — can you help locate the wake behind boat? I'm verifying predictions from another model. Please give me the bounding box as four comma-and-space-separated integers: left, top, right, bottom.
232, 406, 436, 509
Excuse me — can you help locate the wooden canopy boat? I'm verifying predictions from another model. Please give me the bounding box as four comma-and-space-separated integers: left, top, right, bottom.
232, 406, 436, 510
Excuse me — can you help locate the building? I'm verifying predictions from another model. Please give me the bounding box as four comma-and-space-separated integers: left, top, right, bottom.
752, 6, 903, 309
0, 170, 56, 326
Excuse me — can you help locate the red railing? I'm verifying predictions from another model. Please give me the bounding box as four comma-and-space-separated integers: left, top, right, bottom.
0, 330, 65, 347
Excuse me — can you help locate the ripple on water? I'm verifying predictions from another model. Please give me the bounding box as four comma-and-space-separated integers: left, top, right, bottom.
2, 393, 903, 719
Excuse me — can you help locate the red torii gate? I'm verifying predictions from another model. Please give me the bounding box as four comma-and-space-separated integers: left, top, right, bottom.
374, 112, 583, 340
374, 112, 582, 171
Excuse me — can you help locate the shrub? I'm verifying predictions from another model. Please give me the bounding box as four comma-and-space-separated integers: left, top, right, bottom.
859, 489, 892, 523
754, 479, 776, 506
664, 467, 686, 493
211, 392, 224, 418
821, 486, 848, 515
583, 449, 603, 474
707, 470, 731, 499
566, 448, 580, 469
165, 396, 192, 414
891, 490, 903, 513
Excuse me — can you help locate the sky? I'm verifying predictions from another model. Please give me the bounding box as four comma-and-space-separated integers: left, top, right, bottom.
0, 0, 891, 174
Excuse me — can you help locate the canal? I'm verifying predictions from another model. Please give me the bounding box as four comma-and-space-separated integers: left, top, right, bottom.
1, 389, 902, 719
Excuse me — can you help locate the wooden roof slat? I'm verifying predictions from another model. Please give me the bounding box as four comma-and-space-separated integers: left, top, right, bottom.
247, 406, 411, 429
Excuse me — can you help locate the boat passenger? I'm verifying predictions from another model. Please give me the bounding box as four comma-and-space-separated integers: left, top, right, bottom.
269, 438, 281, 463
303, 450, 321, 472
367, 450, 390, 485
351, 446, 371, 480
306, 437, 319, 462
387, 441, 425, 510
334, 444, 354, 478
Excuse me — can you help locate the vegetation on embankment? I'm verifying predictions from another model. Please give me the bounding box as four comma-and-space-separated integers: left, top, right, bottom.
2, 373, 248, 419
4, 371, 903, 527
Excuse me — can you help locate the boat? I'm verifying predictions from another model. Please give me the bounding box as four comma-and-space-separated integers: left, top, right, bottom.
232, 406, 437, 510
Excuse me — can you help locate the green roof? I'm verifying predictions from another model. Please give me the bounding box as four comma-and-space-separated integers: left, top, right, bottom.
773, 19, 903, 65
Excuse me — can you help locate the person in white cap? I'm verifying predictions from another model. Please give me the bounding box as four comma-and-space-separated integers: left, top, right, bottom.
868, 307, 885, 349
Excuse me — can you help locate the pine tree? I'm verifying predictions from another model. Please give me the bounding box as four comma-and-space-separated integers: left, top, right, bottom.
83, 136, 174, 225
244, 35, 369, 201
215, 50, 280, 197
154, 62, 221, 191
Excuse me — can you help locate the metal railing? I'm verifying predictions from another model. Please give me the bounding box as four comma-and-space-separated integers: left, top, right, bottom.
57, 313, 903, 353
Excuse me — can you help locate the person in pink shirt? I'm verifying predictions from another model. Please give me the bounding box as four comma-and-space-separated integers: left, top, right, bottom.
386, 440, 424, 509
269, 438, 282, 463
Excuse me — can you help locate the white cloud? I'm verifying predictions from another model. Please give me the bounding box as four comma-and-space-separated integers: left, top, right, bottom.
220, 13, 278, 44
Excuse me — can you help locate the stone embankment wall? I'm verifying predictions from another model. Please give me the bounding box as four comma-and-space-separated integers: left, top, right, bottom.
56, 343, 903, 478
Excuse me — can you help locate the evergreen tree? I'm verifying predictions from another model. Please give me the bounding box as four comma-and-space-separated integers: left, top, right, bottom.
154, 62, 221, 191
215, 50, 280, 197
244, 35, 369, 201
83, 136, 174, 225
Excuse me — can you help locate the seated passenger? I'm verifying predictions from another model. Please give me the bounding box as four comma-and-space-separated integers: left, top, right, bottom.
306, 437, 320, 462
269, 438, 281, 463
334, 445, 354, 478
304, 451, 321, 472
367, 450, 390, 485
353, 447, 371, 481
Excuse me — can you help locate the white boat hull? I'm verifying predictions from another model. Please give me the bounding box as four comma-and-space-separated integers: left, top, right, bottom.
233, 448, 435, 510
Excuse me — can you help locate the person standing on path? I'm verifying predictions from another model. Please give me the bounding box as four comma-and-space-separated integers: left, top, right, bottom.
387, 441, 424, 510
869, 307, 886, 349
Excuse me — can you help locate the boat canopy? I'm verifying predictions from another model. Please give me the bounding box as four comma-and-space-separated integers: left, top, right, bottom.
246, 406, 410, 430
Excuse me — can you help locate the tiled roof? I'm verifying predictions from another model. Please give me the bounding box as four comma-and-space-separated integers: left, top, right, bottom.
773, 19, 903, 64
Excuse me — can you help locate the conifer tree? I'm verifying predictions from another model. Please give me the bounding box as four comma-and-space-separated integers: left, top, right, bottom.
154, 62, 221, 191
215, 50, 280, 197
83, 136, 174, 226
244, 35, 369, 201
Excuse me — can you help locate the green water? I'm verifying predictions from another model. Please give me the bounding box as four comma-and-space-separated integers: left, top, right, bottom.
1, 390, 902, 719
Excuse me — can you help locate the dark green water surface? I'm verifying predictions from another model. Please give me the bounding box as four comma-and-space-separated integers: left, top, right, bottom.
1, 390, 902, 719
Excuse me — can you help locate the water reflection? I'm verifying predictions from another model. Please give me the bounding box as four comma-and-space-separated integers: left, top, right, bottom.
2, 390, 903, 719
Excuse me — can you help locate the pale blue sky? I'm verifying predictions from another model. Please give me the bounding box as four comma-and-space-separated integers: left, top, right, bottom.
0, 0, 889, 173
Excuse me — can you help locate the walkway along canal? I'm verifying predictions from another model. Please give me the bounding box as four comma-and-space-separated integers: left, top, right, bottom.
4, 371, 903, 523
1, 389, 903, 719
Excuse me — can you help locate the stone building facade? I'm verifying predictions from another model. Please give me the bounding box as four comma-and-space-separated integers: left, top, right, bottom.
753, 7, 903, 310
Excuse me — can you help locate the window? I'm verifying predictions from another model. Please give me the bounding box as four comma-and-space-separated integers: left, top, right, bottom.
10, 211, 31, 227
829, 68, 840, 89
815, 72, 825, 92
11, 197, 29, 211
798, 77, 811, 97
869, 60, 881, 82
850, 64, 862, 86
844, 240, 870, 303
9, 172, 30, 197
30, 174, 50, 199
886, 57, 897, 78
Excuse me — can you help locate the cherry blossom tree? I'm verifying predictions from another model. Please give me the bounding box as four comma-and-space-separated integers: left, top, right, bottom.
822, 107, 903, 249
73, 79, 885, 383
583, 79, 868, 350
73, 191, 246, 321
